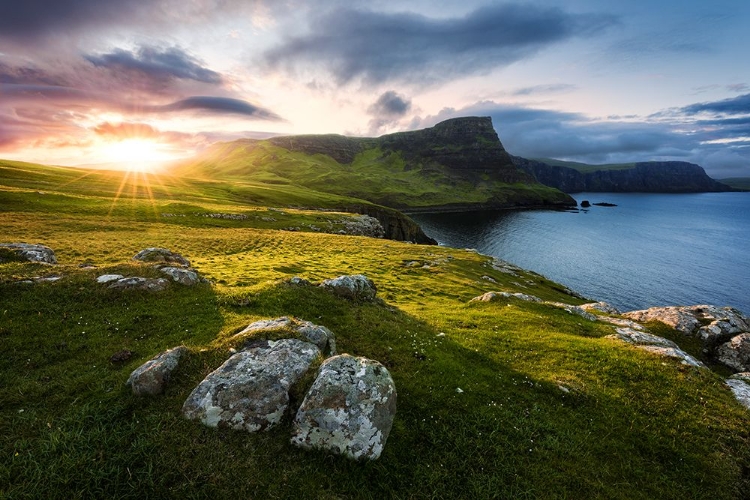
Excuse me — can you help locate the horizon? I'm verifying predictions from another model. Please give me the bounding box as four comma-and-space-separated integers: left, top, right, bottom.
1, 0, 749, 178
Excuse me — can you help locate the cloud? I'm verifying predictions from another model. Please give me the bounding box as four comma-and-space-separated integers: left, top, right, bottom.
264, 4, 617, 85
510, 83, 577, 96
154, 96, 283, 120
84, 45, 223, 87
682, 93, 750, 115
366, 90, 412, 135
92, 121, 161, 139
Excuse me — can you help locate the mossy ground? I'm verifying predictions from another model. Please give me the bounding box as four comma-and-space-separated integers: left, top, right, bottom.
1, 161, 749, 499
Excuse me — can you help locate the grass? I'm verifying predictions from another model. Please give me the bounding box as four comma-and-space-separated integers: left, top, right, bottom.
2, 160, 750, 499
719, 178, 750, 191
532, 158, 637, 174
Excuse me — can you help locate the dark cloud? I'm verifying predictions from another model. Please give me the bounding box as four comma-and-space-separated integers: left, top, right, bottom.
0, 62, 67, 86
366, 90, 412, 134
265, 5, 617, 85
682, 93, 750, 115
155, 96, 283, 120
85, 46, 223, 87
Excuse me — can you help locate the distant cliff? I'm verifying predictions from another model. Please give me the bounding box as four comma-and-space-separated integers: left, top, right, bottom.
513, 157, 733, 193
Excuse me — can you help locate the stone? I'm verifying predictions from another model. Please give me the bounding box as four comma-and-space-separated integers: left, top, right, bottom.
288, 276, 312, 286
545, 302, 598, 321
108, 277, 169, 292
581, 301, 621, 315
606, 327, 679, 348
725, 377, 750, 410
580, 200, 591, 208
159, 266, 201, 286
0, 243, 57, 264
182, 339, 321, 432
599, 317, 646, 330
470, 291, 542, 303
637, 345, 704, 368
340, 215, 385, 238
97, 274, 124, 283
320, 274, 377, 301
126, 346, 187, 396
291, 354, 397, 461
235, 316, 336, 355
133, 247, 190, 267
110, 349, 134, 363
490, 258, 520, 276
715, 333, 750, 372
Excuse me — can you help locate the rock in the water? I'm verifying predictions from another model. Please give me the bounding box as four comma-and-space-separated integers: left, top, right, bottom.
291, 354, 397, 461
126, 346, 187, 396
235, 316, 336, 355
715, 333, 750, 372
624, 305, 750, 349
470, 291, 542, 303
108, 277, 169, 292
183, 339, 321, 432
726, 376, 750, 410
320, 274, 377, 301
159, 266, 201, 286
607, 327, 678, 348
0, 243, 57, 264
637, 345, 704, 368
133, 247, 190, 267
97, 274, 124, 284
581, 301, 621, 315
580, 200, 591, 208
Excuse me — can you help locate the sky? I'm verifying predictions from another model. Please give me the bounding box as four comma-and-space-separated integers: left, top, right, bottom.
1, 0, 749, 178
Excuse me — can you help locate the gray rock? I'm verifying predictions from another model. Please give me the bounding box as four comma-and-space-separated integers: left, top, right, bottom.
581, 301, 621, 315
183, 339, 321, 432
235, 316, 336, 355
126, 346, 187, 395
470, 291, 542, 303
108, 277, 169, 292
490, 258, 520, 276
133, 247, 190, 267
159, 266, 201, 286
607, 327, 679, 348
320, 274, 377, 301
288, 276, 312, 286
624, 306, 701, 335
725, 377, 750, 410
0, 243, 57, 264
715, 333, 750, 372
637, 345, 705, 368
97, 274, 124, 284
545, 302, 598, 322
340, 215, 385, 238
291, 354, 397, 461
599, 317, 646, 330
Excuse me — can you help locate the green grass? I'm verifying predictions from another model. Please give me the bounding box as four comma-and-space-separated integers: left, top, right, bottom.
719, 177, 750, 190
2, 160, 750, 499
533, 158, 637, 174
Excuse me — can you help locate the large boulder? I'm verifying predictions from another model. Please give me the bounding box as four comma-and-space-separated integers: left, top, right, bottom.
291, 354, 397, 461
235, 317, 336, 355
133, 247, 190, 267
607, 327, 679, 348
108, 277, 169, 292
320, 274, 377, 301
715, 333, 750, 372
159, 266, 201, 286
581, 301, 621, 315
0, 243, 57, 264
182, 339, 321, 432
126, 346, 188, 396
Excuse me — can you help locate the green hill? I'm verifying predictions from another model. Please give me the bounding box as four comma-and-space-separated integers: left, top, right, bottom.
719, 177, 750, 190
2, 156, 750, 499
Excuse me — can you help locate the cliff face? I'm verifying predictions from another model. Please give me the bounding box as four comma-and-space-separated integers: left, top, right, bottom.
513, 157, 733, 193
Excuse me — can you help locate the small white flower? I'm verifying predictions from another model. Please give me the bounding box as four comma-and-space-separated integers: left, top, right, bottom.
456, 387, 464, 394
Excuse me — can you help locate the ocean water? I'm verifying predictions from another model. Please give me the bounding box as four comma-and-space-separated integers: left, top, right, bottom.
411, 192, 750, 315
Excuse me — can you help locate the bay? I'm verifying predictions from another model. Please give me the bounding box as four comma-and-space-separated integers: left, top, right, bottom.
411, 192, 750, 315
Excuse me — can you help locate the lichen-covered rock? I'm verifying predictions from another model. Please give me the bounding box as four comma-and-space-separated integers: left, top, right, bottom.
490, 258, 520, 276
320, 274, 377, 301
108, 277, 169, 292
341, 215, 385, 238
0, 243, 57, 264
607, 327, 679, 348
159, 266, 201, 286
126, 346, 187, 395
599, 317, 646, 330
235, 316, 336, 355
183, 339, 321, 432
97, 274, 124, 284
715, 333, 750, 372
637, 345, 704, 368
288, 276, 312, 286
726, 376, 750, 410
545, 302, 598, 321
623, 305, 749, 349
470, 291, 542, 303
581, 301, 621, 315
291, 355, 396, 461
133, 247, 190, 267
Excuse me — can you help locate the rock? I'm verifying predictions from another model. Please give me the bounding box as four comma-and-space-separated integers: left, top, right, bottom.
340, 215, 385, 238
545, 302, 598, 321
110, 349, 134, 363
126, 346, 187, 396
0, 243, 57, 264
581, 302, 621, 315
725, 376, 750, 410
637, 345, 704, 368
599, 317, 646, 330
490, 258, 521, 276
470, 291, 542, 303
593, 202, 617, 207
480, 275, 497, 283
133, 247, 190, 267
97, 274, 124, 283
159, 266, 201, 286
108, 277, 169, 292
291, 354, 397, 461
288, 276, 312, 286
182, 339, 321, 432
235, 317, 336, 355
715, 333, 750, 372
607, 327, 678, 348
320, 274, 377, 301
624, 305, 750, 349
580, 200, 591, 208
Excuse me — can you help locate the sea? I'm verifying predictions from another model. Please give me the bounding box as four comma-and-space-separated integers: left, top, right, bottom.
411, 192, 750, 315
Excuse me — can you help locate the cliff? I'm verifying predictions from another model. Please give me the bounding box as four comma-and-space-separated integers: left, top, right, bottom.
513, 157, 733, 193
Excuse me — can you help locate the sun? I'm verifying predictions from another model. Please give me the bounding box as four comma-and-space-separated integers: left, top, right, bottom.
98, 138, 177, 172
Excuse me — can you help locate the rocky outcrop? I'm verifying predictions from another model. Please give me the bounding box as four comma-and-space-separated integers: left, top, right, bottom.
108, 277, 170, 292
159, 266, 202, 286
514, 156, 732, 193
339, 215, 385, 238
235, 317, 336, 356
607, 327, 704, 367
127, 346, 188, 396
320, 274, 377, 301
0, 243, 57, 264
182, 339, 321, 432
97, 274, 124, 283
471, 291, 542, 303
581, 302, 621, 315
133, 247, 190, 267
291, 355, 397, 461
344, 204, 436, 244
726, 374, 750, 409
715, 334, 750, 372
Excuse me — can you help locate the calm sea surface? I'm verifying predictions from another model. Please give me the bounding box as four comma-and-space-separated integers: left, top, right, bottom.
411, 193, 750, 315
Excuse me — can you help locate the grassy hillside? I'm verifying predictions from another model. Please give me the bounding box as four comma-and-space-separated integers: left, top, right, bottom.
720, 177, 750, 190
532, 158, 637, 173
2, 160, 750, 499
